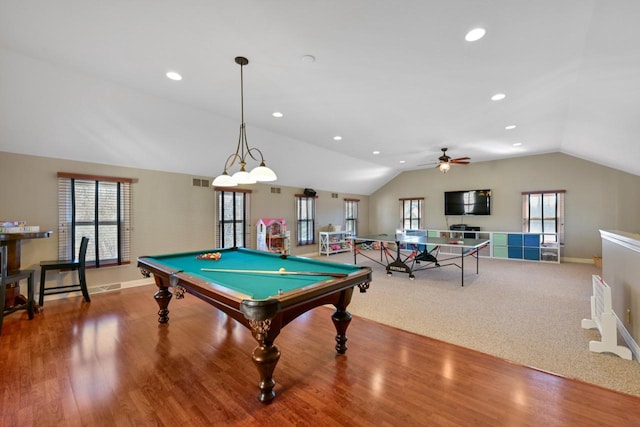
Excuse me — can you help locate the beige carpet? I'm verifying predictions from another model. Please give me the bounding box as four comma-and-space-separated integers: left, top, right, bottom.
314, 250, 640, 397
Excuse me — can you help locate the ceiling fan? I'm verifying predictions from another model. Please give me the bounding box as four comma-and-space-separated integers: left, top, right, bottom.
435, 147, 470, 173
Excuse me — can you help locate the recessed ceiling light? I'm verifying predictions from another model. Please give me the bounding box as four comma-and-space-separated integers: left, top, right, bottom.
333, 136, 342, 141
491, 93, 506, 101
399, 160, 406, 164
513, 142, 522, 146
465, 28, 486, 42
373, 151, 380, 155
272, 112, 283, 118
505, 124, 517, 130
166, 71, 182, 81
301, 54, 316, 63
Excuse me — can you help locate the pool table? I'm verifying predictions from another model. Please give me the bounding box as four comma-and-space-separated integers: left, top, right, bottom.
137, 247, 372, 403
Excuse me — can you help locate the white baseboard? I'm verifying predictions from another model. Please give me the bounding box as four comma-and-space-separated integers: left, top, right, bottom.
87, 277, 154, 293
40, 277, 154, 302
119, 277, 155, 289
562, 257, 597, 264
299, 251, 320, 258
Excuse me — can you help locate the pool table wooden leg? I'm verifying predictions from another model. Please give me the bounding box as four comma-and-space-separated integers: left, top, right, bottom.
332, 288, 354, 354
331, 287, 354, 354
153, 281, 172, 324
251, 335, 281, 404
332, 308, 352, 354
241, 299, 283, 403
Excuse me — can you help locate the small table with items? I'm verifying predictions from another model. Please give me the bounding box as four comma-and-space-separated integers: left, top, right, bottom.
1, 230, 52, 308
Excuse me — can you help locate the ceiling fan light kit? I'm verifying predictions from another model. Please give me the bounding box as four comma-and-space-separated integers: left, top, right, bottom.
439, 162, 451, 173
436, 148, 470, 173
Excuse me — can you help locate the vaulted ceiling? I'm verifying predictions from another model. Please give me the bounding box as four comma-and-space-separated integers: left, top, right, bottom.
1, 1, 639, 194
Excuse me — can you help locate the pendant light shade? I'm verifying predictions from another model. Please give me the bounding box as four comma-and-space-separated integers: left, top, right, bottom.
212, 171, 238, 187
250, 162, 278, 181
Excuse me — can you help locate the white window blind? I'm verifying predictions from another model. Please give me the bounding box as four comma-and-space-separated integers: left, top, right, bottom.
344, 199, 359, 235
296, 195, 316, 245
215, 188, 251, 248
58, 173, 132, 266
522, 190, 565, 244
399, 198, 424, 230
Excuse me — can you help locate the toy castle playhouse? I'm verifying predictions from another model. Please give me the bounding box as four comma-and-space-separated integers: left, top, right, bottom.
256, 218, 290, 254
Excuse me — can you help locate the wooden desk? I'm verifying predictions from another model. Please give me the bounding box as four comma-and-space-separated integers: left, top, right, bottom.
1, 231, 52, 307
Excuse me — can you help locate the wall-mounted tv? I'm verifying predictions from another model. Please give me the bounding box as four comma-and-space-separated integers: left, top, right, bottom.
444, 189, 491, 216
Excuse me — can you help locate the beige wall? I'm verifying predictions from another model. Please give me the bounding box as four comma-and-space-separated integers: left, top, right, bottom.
601, 230, 640, 352
2, 150, 639, 291
0, 152, 368, 289
369, 152, 640, 260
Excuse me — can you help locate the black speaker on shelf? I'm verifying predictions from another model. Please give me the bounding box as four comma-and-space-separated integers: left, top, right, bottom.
303, 188, 316, 197
450, 224, 468, 230
450, 224, 479, 238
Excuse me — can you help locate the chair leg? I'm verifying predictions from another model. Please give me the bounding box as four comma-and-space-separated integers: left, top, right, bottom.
79, 268, 90, 303
39, 267, 47, 307
0, 282, 5, 335
27, 272, 35, 319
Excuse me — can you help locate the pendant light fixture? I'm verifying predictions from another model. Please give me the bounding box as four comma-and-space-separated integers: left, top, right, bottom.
212, 56, 277, 187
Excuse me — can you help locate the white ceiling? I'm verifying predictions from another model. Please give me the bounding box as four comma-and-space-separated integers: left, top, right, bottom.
1, 0, 640, 195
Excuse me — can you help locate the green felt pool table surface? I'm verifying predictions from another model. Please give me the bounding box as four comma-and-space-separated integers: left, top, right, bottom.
141, 247, 363, 300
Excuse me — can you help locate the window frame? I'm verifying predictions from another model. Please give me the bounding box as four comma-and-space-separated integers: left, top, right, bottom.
296, 194, 316, 246
344, 198, 359, 236
57, 172, 132, 268
215, 188, 251, 249
399, 197, 424, 230
522, 190, 565, 244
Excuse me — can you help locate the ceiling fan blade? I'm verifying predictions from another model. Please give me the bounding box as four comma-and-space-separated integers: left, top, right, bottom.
451, 157, 470, 161
450, 160, 470, 164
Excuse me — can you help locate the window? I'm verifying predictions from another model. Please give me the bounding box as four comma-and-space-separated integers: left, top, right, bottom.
345, 199, 359, 235
58, 173, 132, 267
522, 191, 565, 244
400, 198, 423, 230
296, 195, 316, 245
216, 189, 250, 248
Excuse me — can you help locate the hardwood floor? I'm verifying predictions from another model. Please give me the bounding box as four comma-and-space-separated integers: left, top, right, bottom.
1, 285, 639, 426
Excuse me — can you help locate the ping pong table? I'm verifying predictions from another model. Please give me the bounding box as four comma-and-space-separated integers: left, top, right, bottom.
349, 232, 490, 286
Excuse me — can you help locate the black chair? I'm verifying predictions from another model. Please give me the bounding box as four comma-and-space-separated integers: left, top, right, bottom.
39, 236, 90, 306
1, 245, 35, 334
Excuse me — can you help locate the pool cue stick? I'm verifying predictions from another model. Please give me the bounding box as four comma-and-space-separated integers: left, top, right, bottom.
200, 268, 348, 278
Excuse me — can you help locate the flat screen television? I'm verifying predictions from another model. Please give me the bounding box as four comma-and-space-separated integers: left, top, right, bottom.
444, 189, 491, 216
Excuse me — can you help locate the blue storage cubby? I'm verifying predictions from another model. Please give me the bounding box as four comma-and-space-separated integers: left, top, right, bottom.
507, 234, 523, 259
524, 247, 540, 260
523, 234, 540, 247
508, 246, 523, 259
508, 234, 523, 246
